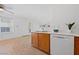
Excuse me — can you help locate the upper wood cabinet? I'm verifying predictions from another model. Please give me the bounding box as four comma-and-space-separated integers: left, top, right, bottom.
74, 36, 79, 55
31, 32, 50, 54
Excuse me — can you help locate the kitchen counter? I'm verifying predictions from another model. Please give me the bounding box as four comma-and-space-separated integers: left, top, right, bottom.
34, 32, 50, 34
32, 32, 79, 37
52, 32, 79, 37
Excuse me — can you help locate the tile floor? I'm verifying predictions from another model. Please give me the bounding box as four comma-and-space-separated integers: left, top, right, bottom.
0, 35, 47, 55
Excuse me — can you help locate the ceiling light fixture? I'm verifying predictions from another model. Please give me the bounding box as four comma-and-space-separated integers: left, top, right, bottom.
0, 8, 4, 11
0, 4, 4, 11
0, 4, 14, 14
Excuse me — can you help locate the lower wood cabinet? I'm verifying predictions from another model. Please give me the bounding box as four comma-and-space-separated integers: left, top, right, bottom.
31, 33, 50, 54
74, 36, 79, 55
38, 33, 50, 54
32, 33, 38, 48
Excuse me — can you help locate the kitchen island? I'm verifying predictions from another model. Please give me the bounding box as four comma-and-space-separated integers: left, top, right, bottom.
31, 32, 79, 55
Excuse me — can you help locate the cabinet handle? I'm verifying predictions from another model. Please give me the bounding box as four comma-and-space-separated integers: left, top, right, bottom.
57, 37, 65, 38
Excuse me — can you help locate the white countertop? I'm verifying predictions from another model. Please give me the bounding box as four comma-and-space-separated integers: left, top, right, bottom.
33, 32, 79, 37
52, 32, 79, 37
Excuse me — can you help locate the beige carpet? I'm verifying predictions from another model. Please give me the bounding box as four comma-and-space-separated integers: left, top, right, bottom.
0, 35, 46, 55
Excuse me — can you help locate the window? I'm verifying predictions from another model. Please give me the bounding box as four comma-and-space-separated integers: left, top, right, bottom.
0, 27, 10, 32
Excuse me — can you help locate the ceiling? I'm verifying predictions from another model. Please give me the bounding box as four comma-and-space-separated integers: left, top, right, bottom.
1, 4, 79, 24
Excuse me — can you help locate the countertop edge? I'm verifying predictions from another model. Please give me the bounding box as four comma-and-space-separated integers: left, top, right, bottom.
31, 32, 79, 37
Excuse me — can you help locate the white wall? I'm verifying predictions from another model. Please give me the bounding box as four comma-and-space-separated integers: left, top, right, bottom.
1, 4, 79, 39
0, 11, 29, 39
17, 4, 79, 34
49, 5, 79, 33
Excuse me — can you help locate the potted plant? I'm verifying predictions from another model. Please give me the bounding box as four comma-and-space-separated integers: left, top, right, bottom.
66, 22, 75, 32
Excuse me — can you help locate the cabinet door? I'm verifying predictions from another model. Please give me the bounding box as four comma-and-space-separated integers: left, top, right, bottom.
50, 35, 74, 55
31, 33, 38, 48
74, 37, 79, 55
38, 33, 50, 54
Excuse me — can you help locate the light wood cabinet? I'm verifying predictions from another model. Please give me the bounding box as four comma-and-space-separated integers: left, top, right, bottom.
74, 36, 79, 55
31, 32, 50, 54
32, 33, 38, 48
38, 33, 50, 54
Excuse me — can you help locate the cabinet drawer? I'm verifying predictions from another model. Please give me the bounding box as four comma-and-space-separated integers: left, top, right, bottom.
39, 33, 50, 39
51, 34, 73, 39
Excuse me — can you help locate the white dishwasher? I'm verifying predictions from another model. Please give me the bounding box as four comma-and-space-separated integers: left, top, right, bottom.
50, 34, 74, 55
